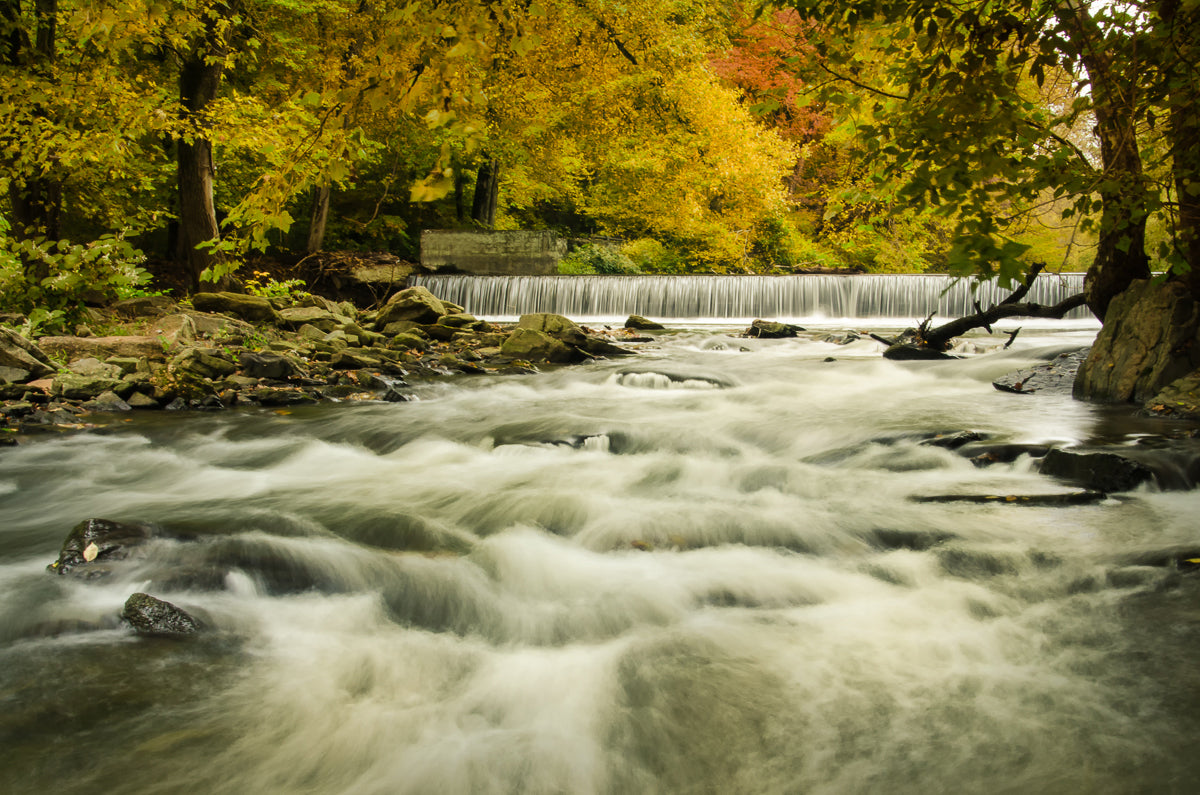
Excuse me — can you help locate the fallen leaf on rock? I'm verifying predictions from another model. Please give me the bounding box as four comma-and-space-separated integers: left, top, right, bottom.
83, 542, 99, 562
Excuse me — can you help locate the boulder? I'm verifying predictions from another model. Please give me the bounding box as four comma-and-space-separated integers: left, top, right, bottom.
517, 313, 588, 347
53, 372, 123, 400
0, 328, 54, 379
89, 390, 133, 412
238, 351, 298, 380
47, 518, 156, 576
1075, 279, 1200, 403
38, 335, 167, 360
191, 291, 281, 324
1145, 370, 1200, 419
1038, 448, 1154, 493
121, 592, 202, 637
112, 295, 176, 318
277, 306, 345, 332
625, 314, 665, 331
500, 328, 580, 363
581, 337, 635, 357
0, 365, 31, 384
170, 348, 238, 380
746, 319, 804, 338
374, 286, 446, 327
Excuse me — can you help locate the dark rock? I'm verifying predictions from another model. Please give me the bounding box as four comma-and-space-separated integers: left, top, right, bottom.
238, 351, 297, 380
869, 528, 958, 550
121, 592, 202, 637
625, 315, 666, 331
89, 390, 132, 412
171, 348, 238, 380
912, 491, 1108, 505
250, 386, 319, 406
581, 337, 635, 357
1075, 279, 1200, 403
1038, 448, 1154, 492
994, 349, 1089, 395
919, 430, 987, 450
746, 319, 803, 338
964, 443, 1053, 466
126, 391, 160, 409
47, 518, 156, 576
884, 343, 957, 360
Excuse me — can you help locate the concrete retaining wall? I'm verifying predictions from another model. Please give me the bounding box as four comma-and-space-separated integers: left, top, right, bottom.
420, 230, 565, 275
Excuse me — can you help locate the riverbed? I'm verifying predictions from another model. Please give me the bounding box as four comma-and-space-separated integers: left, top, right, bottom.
2, 323, 1199, 794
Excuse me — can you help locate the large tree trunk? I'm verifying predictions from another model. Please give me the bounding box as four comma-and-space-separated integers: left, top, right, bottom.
1161, 0, 1200, 295
176, 4, 229, 291
306, 183, 331, 254
1062, 4, 1153, 320
471, 159, 501, 227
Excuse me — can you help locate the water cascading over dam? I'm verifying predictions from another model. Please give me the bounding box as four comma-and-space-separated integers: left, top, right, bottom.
411, 273, 1090, 322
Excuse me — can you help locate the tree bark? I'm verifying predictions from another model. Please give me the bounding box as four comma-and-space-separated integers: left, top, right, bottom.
1160, 0, 1200, 295
471, 159, 501, 227
1060, 3, 1152, 320
306, 183, 331, 254
176, 3, 230, 291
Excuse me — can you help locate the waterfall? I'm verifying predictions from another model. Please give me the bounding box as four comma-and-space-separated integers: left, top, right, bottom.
412, 273, 1090, 322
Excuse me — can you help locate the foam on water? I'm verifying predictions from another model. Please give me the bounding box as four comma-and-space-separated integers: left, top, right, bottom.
2, 324, 1199, 793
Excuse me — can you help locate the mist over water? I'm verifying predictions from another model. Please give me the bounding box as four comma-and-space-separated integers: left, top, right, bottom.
3, 324, 1199, 794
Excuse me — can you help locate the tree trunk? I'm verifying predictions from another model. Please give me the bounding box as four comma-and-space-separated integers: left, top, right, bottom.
1161, 0, 1200, 296
306, 183, 331, 254
471, 159, 501, 227
176, 4, 229, 291
1061, 4, 1152, 320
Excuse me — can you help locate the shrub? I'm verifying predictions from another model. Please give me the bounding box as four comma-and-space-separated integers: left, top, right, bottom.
558, 243, 639, 274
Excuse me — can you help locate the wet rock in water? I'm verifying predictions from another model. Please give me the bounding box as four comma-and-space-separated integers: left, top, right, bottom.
517, 313, 590, 347
911, 491, 1108, 505
919, 430, 987, 450
88, 390, 132, 412
48, 518, 156, 576
883, 343, 957, 360
994, 349, 1089, 395
964, 443, 1053, 467
121, 592, 202, 637
500, 328, 581, 363
625, 315, 666, 331
581, 337, 635, 357
1038, 448, 1154, 493
746, 319, 804, 338
868, 528, 958, 551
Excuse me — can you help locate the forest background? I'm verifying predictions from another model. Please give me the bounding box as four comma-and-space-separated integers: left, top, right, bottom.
1, 0, 1196, 335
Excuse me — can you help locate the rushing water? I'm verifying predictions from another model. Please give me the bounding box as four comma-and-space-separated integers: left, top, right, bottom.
3, 323, 1200, 794
412, 273, 1090, 324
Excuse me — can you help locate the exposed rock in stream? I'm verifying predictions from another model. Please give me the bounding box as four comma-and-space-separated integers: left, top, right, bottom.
47, 518, 157, 577
0, 289, 646, 441
121, 593, 203, 637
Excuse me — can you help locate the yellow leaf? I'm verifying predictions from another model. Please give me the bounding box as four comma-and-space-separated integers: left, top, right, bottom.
83, 542, 100, 562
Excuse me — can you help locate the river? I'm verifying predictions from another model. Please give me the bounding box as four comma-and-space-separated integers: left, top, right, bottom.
2, 319, 1199, 794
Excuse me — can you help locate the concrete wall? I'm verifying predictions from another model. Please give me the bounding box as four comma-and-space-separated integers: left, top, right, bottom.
421, 230, 566, 275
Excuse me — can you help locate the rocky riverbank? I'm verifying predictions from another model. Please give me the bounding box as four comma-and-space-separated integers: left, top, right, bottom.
0, 286, 645, 442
